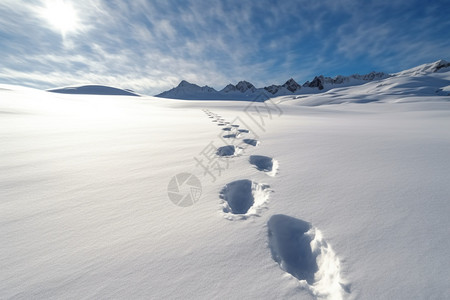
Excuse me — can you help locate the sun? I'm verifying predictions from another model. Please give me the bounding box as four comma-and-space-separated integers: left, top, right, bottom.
40, 0, 79, 37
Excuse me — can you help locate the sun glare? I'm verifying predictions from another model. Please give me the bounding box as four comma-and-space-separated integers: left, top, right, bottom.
41, 0, 79, 37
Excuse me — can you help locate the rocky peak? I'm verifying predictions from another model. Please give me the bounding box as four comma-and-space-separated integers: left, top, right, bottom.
434, 60, 450, 72
221, 84, 237, 93
282, 78, 302, 92
177, 80, 193, 87
307, 76, 325, 90
264, 85, 281, 94
236, 81, 256, 93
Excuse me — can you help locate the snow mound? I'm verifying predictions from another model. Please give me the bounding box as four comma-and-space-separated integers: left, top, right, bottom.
268, 215, 349, 300
48, 85, 140, 96
220, 179, 270, 218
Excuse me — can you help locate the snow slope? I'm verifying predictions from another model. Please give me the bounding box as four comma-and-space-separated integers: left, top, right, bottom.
276, 61, 450, 106
156, 60, 448, 101
1, 67, 450, 299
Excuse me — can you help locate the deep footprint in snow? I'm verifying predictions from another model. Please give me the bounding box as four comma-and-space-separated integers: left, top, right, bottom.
268, 215, 318, 284
268, 214, 350, 299
223, 132, 242, 139
249, 155, 278, 176
220, 179, 270, 217
216, 145, 242, 157
243, 139, 260, 147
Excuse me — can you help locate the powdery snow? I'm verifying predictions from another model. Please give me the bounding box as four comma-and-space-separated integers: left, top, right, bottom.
1, 62, 450, 299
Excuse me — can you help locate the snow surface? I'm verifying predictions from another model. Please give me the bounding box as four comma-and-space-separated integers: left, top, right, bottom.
1, 63, 450, 299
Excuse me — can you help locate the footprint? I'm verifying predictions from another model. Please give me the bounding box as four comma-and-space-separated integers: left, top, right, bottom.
268, 214, 350, 299
223, 132, 242, 139
216, 145, 242, 157
243, 139, 260, 147
220, 179, 270, 218
238, 129, 249, 133
249, 155, 278, 176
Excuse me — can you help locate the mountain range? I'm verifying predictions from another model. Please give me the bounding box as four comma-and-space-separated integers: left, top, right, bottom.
156, 60, 450, 100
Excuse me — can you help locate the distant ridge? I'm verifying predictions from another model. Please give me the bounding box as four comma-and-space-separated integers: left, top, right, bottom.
155, 60, 449, 101
48, 85, 140, 96
155, 72, 389, 101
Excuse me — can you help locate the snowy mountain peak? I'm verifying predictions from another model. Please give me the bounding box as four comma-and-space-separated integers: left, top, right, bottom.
355, 71, 389, 81
305, 76, 325, 90
177, 80, 193, 87
282, 78, 302, 92
235, 81, 256, 93
221, 84, 237, 93
264, 84, 283, 95
155, 60, 449, 100
395, 59, 450, 76
155, 80, 217, 99
434, 59, 450, 71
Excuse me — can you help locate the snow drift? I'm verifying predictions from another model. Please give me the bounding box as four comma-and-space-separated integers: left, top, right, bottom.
1, 60, 450, 299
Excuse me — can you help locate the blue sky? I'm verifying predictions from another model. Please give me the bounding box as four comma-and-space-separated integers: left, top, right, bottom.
1, 0, 449, 95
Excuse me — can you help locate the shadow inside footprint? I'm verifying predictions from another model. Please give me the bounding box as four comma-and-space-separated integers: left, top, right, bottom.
249, 155, 273, 171
268, 215, 318, 284
217, 145, 239, 156
243, 139, 259, 146
220, 179, 254, 214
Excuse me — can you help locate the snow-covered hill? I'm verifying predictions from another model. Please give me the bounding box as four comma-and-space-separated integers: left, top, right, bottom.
276, 60, 450, 106
156, 60, 449, 101
394, 59, 450, 76
48, 84, 140, 96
